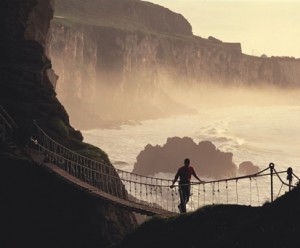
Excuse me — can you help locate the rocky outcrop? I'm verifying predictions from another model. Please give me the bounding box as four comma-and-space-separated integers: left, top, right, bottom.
0, 0, 137, 246
238, 161, 260, 175
132, 137, 237, 178
48, 0, 300, 129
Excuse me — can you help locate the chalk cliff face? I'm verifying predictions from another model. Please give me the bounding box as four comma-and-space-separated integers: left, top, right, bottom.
1, 0, 136, 246
48, 0, 300, 129
49, 23, 197, 129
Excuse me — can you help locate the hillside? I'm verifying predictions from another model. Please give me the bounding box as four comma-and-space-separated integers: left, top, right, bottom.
115, 185, 300, 248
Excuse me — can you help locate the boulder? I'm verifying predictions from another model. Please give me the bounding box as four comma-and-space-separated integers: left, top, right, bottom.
238, 161, 260, 175
133, 137, 237, 178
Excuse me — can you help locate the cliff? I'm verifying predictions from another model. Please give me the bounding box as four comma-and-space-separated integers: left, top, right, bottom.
48, 0, 300, 129
0, 0, 136, 247
0, 0, 79, 144
49, 0, 196, 129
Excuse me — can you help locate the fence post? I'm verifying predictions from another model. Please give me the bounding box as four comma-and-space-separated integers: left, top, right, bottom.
287, 167, 293, 191
269, 163, 274, 202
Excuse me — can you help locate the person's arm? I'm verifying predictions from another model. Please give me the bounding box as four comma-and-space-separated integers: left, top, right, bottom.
170, 171, 179, 188
192, 168, 204, 183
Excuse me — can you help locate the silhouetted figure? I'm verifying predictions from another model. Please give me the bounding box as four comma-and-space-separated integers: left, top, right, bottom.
170, 158, 204, 213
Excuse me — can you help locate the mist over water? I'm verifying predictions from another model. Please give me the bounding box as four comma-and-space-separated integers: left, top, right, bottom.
49, 0, 300, 207
82, 86, 300, 179
82, 93, 300, 205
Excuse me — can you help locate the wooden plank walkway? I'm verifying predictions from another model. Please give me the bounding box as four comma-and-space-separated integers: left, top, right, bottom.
28, 149, 174, 216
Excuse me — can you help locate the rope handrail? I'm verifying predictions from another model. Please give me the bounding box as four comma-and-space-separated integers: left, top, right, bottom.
36, 123, 290, 188
34, 123, 174, 184
292, 172, 300, 181
0, 106, 18, 145
0, 112, 14, 130
34, 141, 172, 188
0, 105, 18, 129
33, 122, 299, 188
31, 141, 172, 211
30, 123, 300, 214
33, 142, 129, 200
170, 167, 285, 188
31, 146, 170, 215
273, 168, 297, 188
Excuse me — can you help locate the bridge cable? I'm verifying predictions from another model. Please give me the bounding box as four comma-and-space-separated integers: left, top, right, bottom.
236, 179, 238, 204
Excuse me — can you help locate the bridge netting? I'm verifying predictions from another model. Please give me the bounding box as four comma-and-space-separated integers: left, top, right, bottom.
0, 105, 18, 143
27, 123, 299, 214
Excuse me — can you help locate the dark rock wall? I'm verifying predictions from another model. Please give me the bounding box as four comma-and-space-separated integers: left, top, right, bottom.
113, 186, 300, 248
1, 154, 136, 248
0, 0, 137, 246
0, 0, 74, 143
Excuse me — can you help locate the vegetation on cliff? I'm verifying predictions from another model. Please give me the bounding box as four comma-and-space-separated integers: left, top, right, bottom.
54, 0, 192, 36
114, 185, 300, 248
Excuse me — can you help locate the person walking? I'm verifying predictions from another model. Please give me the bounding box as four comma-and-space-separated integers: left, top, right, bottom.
170, 158, 204, 213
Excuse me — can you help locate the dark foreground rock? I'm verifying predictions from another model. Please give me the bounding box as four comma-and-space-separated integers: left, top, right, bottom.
0, 151, 136, 248
113, 185, 300, 248
0, 1, 137, 247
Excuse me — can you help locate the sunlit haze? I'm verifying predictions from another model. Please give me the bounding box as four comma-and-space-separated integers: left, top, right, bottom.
146, 0, 300, 58
49, 0, 300, 180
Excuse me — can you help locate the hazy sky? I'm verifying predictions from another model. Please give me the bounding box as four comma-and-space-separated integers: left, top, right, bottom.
146, 0, 300, 58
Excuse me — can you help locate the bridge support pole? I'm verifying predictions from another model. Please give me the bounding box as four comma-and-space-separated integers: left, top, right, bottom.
287, 167, 293, 191
269, 163, 274, 202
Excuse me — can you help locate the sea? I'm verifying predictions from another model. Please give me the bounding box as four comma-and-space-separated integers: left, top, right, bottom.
82, 105, 300, 207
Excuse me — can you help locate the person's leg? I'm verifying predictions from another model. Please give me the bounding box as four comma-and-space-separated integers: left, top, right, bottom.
181, 185, 189, 213
178, 186, 184, 213
186, 184, 191, 203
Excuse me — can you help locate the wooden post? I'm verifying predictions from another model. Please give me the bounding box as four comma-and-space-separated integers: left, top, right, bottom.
269, 163, 274, 202
287, 167, 293, 191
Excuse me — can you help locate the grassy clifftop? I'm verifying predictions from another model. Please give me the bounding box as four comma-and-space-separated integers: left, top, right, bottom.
54, 0, 192, 36
115, 185, 300, 248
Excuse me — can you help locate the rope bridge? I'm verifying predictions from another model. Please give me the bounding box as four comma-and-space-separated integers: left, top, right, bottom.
0, 105, 18, 143
0, 105, 298, 216
27, 123, 299, 215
